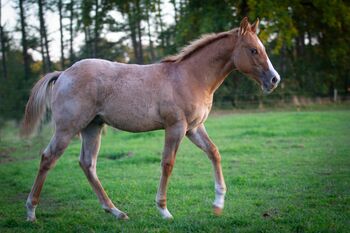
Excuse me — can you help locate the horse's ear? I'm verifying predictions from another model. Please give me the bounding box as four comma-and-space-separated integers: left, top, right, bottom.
251, 18, 259, 34
239, 17, 250, 36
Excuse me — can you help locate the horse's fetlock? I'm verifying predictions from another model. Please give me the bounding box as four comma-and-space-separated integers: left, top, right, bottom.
216, 187, 226, 194
156, 199, 167, 209
26, 198, 38, 208
215, 184, 227, 195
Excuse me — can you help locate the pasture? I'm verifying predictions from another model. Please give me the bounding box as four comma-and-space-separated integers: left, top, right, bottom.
0, 108, 349, 232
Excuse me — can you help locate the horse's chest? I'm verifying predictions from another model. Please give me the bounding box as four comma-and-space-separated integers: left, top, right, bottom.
186, 103, 212, 130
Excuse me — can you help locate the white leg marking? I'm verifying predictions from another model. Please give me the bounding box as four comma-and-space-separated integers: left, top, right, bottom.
155, 194, 173, 219
213, 182, 226, 209
157, 206, 173, 219
26, 199, 37, 222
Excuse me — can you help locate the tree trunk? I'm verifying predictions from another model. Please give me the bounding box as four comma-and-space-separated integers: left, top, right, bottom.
171, 0, 178, 32
84, 27, 88, 56
146, 2, 155, 61
0, 25, 6, 79
280, 43, 287, 78
296, 33, 305, 57
39, 30, 46, 73
69, 1, 74, 64
135, 0, 143, 64
0, 0, 7, 79
58, 0, 64, 69
93, 0, 99, 57
172, 0, 178, 23
128, 9, 140, 63
19, 0, 30, 80
38, 0, 51, 72
156, 0, 164, 51
239, 0, 249, 17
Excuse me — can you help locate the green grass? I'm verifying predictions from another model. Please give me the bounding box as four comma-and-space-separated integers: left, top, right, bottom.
0, 109, 349, 232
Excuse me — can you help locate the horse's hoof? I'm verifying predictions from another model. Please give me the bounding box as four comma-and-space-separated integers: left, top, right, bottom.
163, 215, 174, 220
157, 206, 173, 219
117, 212, 129, 220
26, 216, 36, 222
213, 205, 223, 216
107, 207, 129, 220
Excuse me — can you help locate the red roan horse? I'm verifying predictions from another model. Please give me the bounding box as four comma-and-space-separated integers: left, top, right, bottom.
22, 17, 280, 221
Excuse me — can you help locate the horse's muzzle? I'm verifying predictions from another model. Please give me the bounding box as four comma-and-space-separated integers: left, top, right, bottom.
261, 78, 280, 94
261, 71, 280, 94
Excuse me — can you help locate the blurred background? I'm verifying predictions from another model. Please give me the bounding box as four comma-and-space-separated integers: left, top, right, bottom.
0, 0, 349, 125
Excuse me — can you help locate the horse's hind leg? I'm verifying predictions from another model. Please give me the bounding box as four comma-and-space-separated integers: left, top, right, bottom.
26, 130, 72, 221
79, 123, 128, 220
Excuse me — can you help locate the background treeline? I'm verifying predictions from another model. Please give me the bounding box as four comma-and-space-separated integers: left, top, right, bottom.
0, 0, 349, 124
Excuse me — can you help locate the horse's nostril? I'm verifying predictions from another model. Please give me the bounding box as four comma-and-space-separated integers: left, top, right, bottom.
271, 76, 278, 85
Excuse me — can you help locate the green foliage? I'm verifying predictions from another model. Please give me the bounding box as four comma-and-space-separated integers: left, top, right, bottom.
0, 109, 349, 232
1, 0, 350, 121
0, 50, 39, 125
171, 0, 234, 48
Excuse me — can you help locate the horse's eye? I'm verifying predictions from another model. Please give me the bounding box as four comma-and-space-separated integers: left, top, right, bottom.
250, 48, 258, 55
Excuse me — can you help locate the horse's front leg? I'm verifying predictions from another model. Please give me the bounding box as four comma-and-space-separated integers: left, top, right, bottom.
187, 124, 227, 215
156, 122, 186, 219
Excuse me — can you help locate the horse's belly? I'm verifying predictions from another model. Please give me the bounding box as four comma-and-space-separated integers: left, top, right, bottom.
99, 104, 163, 132
105, 117, 163, 132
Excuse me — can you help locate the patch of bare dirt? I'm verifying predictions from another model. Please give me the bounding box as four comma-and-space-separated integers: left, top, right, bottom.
0, 147, 37, 164
0, 147, 16, 164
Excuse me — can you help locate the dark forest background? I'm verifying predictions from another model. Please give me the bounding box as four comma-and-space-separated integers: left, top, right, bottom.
0, 0, 349, 124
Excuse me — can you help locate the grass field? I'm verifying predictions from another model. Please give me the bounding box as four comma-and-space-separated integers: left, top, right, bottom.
0, 109, 349, 232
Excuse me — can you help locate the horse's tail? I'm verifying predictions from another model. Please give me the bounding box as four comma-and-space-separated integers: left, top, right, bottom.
20, 71, 62, 137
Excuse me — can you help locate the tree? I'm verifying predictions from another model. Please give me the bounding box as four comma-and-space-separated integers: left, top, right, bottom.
0, 0, 7, 79
18, 0, 30, 80
145, 0, 156, 61
58, 0, 65, 69
116, 0, 144, 64
38, 0, 52, 73
155, 0, 164, 54
68, 0, 75, 63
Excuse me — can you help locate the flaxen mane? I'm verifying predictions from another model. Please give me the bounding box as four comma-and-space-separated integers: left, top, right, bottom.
161, 29, 237, 63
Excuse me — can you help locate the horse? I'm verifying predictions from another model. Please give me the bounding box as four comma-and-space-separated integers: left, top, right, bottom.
21, 17, 280, 221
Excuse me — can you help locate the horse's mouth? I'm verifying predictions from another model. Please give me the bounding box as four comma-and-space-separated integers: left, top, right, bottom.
261, 83, 277, 94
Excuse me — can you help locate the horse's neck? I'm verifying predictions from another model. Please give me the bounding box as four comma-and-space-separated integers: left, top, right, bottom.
180, 36, 237, 94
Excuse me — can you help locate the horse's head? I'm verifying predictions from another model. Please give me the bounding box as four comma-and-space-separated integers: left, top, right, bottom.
233, 17, 280, 94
